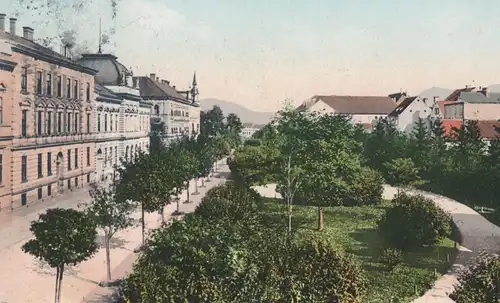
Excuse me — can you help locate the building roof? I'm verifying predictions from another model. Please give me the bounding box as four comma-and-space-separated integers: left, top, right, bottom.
388, 96, 417, 117
137, 76, 194, 105
442, 119, 500, 139
0, 26, 96, 74
444, 87, 476, 101
457, 91, 500, 104
306, 95, 396, 114
77, 53, 132, 86
242, 123, 266, 129
94, 83, 121, 102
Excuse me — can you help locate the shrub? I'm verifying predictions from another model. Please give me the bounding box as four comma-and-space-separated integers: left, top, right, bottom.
379, 248, 403, 271
194, 181, 262, 223
287, 240, 367, 302
377, 193, 452, 250
244, 138, 261, 147
449, 251, 500, 303
346, 167, 384, 206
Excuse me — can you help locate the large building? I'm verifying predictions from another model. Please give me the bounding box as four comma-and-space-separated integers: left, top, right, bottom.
77, 53, 151, 183
135, 73, 200, 144
0, 16, 96, 211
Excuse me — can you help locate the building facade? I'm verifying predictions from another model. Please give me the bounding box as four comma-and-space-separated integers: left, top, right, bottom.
77, 53, 151, 184
136, 73, 200, 144
0, 16, 96, 211
388, 96, 434, 133
241, 123, 264, 139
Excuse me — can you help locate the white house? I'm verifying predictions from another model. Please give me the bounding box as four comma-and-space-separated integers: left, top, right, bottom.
298, 95, 397, 131
136, 73, 200, 145
388, 96, 434, 133
241, 123, 265, 139
78, 53, 151, 183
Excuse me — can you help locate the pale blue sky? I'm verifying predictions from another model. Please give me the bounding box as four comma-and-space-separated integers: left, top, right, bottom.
4, 0, 500, 111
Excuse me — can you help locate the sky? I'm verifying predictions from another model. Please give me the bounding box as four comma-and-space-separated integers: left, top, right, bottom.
4, 0, 500, 112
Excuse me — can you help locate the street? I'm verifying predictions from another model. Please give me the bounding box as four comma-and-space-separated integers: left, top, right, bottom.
0, 160, 229, 303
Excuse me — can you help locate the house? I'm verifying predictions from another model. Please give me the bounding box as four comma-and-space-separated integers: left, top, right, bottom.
441, 87, 500, 121
298, 95, 397, 131
388, 96, 433, 133
0, 15, 96, 211
241, 123, 265, 139
135, 73, 200, 145
77, 53, 152, 184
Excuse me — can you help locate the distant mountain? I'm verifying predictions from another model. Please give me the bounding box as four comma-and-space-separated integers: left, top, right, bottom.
418, 84, 500, 100
200, 98, 275, 125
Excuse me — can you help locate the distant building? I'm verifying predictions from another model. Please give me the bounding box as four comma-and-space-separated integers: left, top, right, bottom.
135, 73, 200, 145
77, 53, 151, 184
298, 95, 397, 131
388, 96, 433, 133
241, 123, 265, 139
0, 16, 96, 211
441, 87, 500, 121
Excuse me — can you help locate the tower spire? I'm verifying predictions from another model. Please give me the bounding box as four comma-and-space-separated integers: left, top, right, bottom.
98, 18, 102, 53
192, 71, 197, 87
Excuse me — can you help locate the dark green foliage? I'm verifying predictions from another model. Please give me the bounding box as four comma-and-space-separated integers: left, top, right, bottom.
377, 193, 453, 250
346, 167, 384, 206
383, 157, 422, 189
228, 145, 279, 185
194, 182, 262, 223
378, 248, 403, 271
449, 251, 500, 303
244, 138, 261, 147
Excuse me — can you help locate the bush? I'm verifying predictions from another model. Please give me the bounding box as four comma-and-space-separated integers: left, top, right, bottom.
377, 193, 452, 250
194, 181, 262, 223
378, 248, 403, 271
244, 138, 261, 147
346, 167, 384, 206
287, 240, 367, 302
449, 251, 500, 303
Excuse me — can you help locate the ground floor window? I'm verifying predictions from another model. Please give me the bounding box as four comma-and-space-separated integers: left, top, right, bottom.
37, 187, 42, 200
47, 184, 52, 196
87, 173, 90, 183
21, 193, 27, 206
67, 179, 71, 189
74, 177, 78, 187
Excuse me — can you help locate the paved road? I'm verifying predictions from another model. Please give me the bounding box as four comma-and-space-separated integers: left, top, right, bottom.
0, 160, 229, 303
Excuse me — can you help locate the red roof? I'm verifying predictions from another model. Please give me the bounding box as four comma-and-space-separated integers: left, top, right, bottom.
441, 119, 500, 139
444, 87, 476, 102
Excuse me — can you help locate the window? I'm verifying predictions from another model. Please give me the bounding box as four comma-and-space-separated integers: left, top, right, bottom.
36, 111, 42, 136
115, 115, 117, 131
170, 109, 173, 115
46, 73, 52, 96
86, 113, 91, 133
74, 113, 78, 133
74, 148, 78, 168
47, 184, 52, 196
37, 187, 42, 200
0, 154, 3, 184
86, 147, 90, 166
47, 152, 52, 176
114, 146, 117, 164
73, 80, 78, 99
21, 155, 27, 183
67, 150, 71, 170
57, 76, 62, 97
104, 114, 108, 131
97, 114, 101, 132
57, 112, 62, 133
66, 78, 71, 98
104, 147, 107, 167
110, 115, 113, 131
87, 173, 90, 183
86, 82, 90, 101
21, 110, 27, 137
0, 97, 3, 125
67, 112, 71, 133
37, 153, 42, 178
74, 177, 78, 187
67, 179, 71, 189
47, 112, 52, 135
154, 104, 160, 115
36, 71, 42, 94
21, 193, 27, 206
21, 67, 27, 91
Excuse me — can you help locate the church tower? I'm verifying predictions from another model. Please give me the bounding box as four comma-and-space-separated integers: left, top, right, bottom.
190, 71, 199, 104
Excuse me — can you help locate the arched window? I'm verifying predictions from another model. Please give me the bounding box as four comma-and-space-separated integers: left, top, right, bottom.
154, 104, 159, 115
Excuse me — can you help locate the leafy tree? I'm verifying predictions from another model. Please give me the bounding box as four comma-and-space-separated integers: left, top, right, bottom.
229, 145, 279, 185
383, 157, 422, 196
149, 120, 167, 153
116, 151, 171, 245
409, 117, 432, 175
87, 183, 135, 282
377, 193, 452, 250
450, 251, 500, 303
346, 167, 384, 206
225, 113, 243, 147
200, 105, 226, 138
197, 137, 216, 188
22, 208, 98, 303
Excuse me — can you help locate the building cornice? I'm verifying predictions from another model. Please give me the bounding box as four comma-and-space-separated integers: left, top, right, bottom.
0, 58, 17, 72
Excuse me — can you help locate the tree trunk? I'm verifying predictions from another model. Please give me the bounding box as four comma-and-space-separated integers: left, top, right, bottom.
176, 197, 180, 213
288, 202, 292, 233
105, 232, 112, 281
194, 178, 199, 194
201, 178, 205, 187
186, 181, 190, 203
160, 206, 165, 223
141, 202, 145, 246
54, 266, 60, 303
317, 206, 324, 232
54, 264, 64, 303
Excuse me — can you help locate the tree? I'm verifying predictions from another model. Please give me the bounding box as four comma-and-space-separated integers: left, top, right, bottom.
225, 113, 243, 147
383, 157, 422, 196
87, 183, 135, 282
22, 208, 98, 303
200, 106, 225, 138
116, 151, 171, 245
195, 136, 216, 190
409, 117, 432, 174
149, 120, 167, 153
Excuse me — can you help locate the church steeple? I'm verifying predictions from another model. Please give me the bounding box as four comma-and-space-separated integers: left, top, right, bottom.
192, 71, 197, 87
190, 71, 198, 103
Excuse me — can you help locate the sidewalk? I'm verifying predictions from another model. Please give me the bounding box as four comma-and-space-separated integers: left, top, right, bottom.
0, 159, 229, 303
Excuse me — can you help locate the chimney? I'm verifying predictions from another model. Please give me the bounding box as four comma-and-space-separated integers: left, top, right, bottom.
149, 73, 156, 80
22, 26, 34, 41
482, 87, 488, 97
166, 80, 170, 85
156, 77, 159, 82
9, 17, 16, 35
0, 14, 5, 31
172, 85, 176, 90
132, 77, 137, 88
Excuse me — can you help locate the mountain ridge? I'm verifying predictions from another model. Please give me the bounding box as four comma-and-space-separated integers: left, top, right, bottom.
200, 98, 275, 125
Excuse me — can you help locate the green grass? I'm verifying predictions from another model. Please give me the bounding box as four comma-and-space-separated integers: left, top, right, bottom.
260, 198, 456, 303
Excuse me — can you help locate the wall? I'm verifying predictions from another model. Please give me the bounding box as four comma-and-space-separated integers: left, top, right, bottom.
395, 98, 432, 133
444, 103, 464, 119
464, 103, 500, 120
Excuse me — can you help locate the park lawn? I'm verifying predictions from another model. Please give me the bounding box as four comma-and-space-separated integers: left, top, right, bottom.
260, 198, 455, 303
